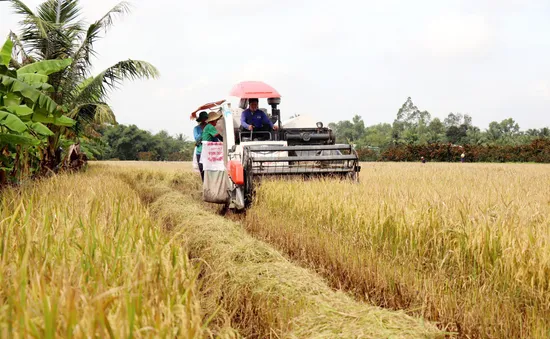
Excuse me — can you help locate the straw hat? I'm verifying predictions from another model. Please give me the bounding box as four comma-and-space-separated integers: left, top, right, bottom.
206, 111, 223, 123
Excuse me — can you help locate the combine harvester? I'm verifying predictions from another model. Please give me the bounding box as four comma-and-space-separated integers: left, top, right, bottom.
191, 81, 361, 211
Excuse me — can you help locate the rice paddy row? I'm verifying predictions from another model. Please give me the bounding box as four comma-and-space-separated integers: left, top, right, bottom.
244, 162, 550, 338
0, 163, 446, 338
124, 167, 445, 338
0, 168, 220, 338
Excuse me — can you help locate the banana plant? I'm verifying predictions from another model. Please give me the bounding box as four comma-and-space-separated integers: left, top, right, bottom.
1, 36, 75, 185
5, 0, 159, 171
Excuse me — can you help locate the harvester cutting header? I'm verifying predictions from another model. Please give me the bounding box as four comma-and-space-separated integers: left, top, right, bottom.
191, 81, 361, 211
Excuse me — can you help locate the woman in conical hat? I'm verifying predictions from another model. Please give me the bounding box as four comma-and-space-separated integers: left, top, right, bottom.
202, 111, 223, 142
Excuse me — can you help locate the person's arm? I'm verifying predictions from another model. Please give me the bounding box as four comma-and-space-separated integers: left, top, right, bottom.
262, 111, 274, 129
240, 110, 250, 129
213, 125, 224, 141
211, 131, 224, 142
193, 126, 202, 146
204, 124, 223, 142
193, 126, 202, 141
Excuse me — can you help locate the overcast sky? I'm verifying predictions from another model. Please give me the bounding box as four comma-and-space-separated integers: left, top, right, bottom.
1, 0, 549, 138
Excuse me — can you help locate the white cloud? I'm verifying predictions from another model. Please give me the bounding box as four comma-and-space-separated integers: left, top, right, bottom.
297, 14, 350, 49
531, 81, 550, 100
2, 0, 550, 136
460, 0, 549, 13
202, 0, 293, 16
229, 61, 291, 84
153, 77, 210, 99
414, 13, 493, 59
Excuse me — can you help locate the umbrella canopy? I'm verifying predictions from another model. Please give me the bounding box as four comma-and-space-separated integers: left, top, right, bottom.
189, 100, 226, 120
229, 81, 281, 98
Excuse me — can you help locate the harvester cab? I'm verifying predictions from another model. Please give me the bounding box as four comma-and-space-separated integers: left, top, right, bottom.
192, 81, 361, 211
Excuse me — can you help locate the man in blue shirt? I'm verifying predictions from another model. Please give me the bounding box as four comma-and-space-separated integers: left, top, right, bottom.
240, 98, 279, 132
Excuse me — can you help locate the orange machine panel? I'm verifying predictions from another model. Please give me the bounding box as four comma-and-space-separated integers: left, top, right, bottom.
228, 160, 244, 185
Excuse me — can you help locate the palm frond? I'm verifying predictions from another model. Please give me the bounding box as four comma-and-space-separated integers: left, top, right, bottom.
97, 1, 132, 32
9, 0, 56, 59
36, 0, 82, 26
66, 1, 131, 79
37, 0, 85, 57
8, 31, 29, 68
66, 22, 100, 78
68, 102, 116, 124
9, 0, 40, 23
67, 102, 117, 137
71, 59, 159, 105
92, 103, 116, 125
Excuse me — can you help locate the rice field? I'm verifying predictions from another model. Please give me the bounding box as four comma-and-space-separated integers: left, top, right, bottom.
2, 161, 548, 338
0, 167, 235, 338
121, 166, 444, 338
245, 162, 550, 338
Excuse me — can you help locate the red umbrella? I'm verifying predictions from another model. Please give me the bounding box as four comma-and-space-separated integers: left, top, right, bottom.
189, 100, 226, 120
229, 81, 281, 98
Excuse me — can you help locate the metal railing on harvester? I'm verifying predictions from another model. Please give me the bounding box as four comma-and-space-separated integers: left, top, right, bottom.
242, 144, 361, 179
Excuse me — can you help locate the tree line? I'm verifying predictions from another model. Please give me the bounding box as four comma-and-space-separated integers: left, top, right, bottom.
83, 124, 195, 161
88, 95, 549, 163
328, 97, 550, 162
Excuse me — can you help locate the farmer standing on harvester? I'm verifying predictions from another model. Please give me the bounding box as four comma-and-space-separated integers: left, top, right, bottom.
202, 112, 224, 142
193, 111, 208, 181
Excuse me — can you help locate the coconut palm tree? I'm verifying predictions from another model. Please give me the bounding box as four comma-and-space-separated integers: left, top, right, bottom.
6, 0, 159, 170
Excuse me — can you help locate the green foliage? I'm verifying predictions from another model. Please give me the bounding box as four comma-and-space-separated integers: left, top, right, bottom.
88, 124, 194, 161
362, 123, 393, 149
0, 35, 76, 185
380, 139, 550, 163
328, 115, 365, 143
0, 39, 14, 66
4, 0, 159, 174
427, 118, 446, 143
17, 59, 72, 75
329, 96, 550, 163
392, 97, 432, 144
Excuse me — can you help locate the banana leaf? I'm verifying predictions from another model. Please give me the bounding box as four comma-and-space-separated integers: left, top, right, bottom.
0, 75, 58, 114
30, 82, 54, 92
18, 73, 49, 84
32, 112, 75, 127
5, 104, 33, 117
17, 59, 72, 76
0, 133, 39, 146
0, 39, 12, 67
26, 121, 53, 136
0, 110, 28, 133
2, 93, 21, 107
